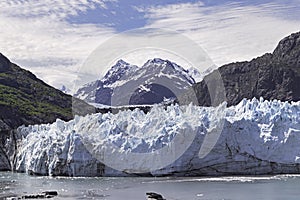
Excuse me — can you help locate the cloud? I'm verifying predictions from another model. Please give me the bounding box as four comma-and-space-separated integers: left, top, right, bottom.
0, 0, 299, 93
0, 0, 116, 91
0, 16, 113, 64
141, 1, 300, 66
0, 0, 113, 19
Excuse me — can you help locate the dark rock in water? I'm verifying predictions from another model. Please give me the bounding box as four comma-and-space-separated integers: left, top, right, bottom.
146, 192, 166, 200
6, 191, 58, 199
185, 31, 300, 107
41, 191, 58, 196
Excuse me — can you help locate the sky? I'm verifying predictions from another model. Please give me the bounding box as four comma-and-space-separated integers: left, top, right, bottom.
0, 0, 299, 93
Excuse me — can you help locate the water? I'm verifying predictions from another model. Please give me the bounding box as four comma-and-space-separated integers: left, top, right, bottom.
0, 172, 300, 199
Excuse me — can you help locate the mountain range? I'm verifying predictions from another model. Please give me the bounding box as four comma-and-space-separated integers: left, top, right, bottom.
0, 31, 300, 131
75, 32, 300, 108
75, 58, 196, 106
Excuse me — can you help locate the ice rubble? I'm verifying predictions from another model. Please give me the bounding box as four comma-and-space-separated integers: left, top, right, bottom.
14, 98, 300, 176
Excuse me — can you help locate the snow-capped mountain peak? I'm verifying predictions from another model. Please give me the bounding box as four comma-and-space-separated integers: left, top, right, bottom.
142, 58, 195, 84
75, 58, 197, 106
145, 58, 168, 65
102, 59, 138, 84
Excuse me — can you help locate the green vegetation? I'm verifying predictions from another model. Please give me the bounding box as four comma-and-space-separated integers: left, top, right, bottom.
0, 61, 74, 129
0, 84, 71, 117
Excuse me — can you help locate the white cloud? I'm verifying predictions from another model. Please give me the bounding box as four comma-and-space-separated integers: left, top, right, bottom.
142, 2, 300, 66
0, 0, 112, 19
1, 0, 300, 93
0, 0, 116, 91
0, 16, 112, 63
78, 28, 215, 83
29, 66, 79, 93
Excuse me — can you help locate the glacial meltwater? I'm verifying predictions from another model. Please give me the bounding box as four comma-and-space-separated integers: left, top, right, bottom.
0, 172, 300, 200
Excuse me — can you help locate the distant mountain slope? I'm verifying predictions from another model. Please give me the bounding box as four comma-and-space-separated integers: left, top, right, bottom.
75, 58, 196, 106
0, 54, 94, 131
190, 31, 300, 106
75, 59, 138, 105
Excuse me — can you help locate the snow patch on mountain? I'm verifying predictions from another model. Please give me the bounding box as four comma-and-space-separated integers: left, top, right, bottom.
101, 59, 138, 85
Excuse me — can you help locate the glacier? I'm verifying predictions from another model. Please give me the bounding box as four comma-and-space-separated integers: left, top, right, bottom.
9, 98, 300, 176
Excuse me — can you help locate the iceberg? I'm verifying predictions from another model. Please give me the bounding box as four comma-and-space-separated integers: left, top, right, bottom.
11, 98, 300, 176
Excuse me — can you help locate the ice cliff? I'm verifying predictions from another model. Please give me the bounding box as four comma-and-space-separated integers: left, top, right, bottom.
9, 98, 300, 176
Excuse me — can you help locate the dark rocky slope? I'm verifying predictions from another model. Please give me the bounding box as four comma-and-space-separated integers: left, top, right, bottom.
0, 53, 96, 131
190, 31, 300, 106
0, 53, 70, 130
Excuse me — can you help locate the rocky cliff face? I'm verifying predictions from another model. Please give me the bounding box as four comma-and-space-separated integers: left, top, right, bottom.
191, 32, 300, 107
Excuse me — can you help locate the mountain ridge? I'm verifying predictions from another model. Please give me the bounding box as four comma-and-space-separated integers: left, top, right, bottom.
0, 54, 96, 131
75, 58, 196, 106
188, 31, 300, 107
